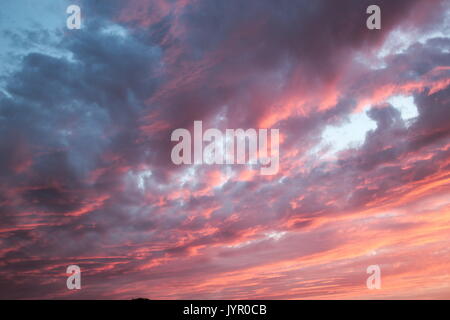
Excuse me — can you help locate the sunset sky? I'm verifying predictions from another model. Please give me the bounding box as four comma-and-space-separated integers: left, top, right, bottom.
0, 0, 449, 299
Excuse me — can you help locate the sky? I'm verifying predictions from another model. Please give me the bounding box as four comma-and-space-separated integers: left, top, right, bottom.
0, 0, 449, 299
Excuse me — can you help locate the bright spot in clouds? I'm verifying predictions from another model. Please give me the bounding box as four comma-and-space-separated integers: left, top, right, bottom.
318, 106, 377, 156
265, 231, 287, 241
136, 170, 152, 190
101, 24, 129, 37
314, 96, 418, 158
388, 95, 419, 122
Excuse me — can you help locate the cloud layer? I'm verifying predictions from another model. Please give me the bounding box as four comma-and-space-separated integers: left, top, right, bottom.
0, 0, 449, 299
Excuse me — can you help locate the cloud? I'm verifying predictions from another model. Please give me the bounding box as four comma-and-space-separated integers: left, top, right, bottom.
0, 0, 449, 299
